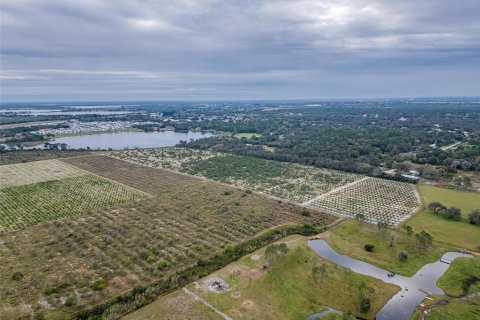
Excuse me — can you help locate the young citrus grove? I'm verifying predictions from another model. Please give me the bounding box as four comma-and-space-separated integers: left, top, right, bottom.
108, 147, 420, 225
0, 154, 337, 319
0, 159, 148, 233
107, 148, 362, 203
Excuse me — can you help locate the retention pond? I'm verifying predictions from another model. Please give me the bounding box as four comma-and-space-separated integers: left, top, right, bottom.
308, 239, 472, 320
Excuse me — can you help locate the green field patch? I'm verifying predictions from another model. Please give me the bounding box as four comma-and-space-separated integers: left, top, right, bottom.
128, 235, 398, 320
418, 185, 480, 217
437, 257, 480, 297
407, 185, 480, 250
233, 132, 262, 139
0, 174, 147, 232
326, 220, 453, 276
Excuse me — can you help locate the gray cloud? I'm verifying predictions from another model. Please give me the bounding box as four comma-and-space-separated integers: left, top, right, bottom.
1, 0, 479, 101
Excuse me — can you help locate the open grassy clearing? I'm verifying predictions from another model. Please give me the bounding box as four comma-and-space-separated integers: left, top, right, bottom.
410, 295, 480, 320
1, 155, 336, 319
407, 185, 480, 250
122, 290, 224, 320
107, 147, 362, 203
310, 177, 420, 226
233, 132, 262, 139
325, 220, 454, 276
417, 185, 480, 218
437, 257, 480, 297
127, 235, 399, 320
0, 159, 84, 188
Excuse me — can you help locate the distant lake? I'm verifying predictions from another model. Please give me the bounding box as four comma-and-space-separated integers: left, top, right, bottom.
35, 131, 213, 150
0, 108, 133, 116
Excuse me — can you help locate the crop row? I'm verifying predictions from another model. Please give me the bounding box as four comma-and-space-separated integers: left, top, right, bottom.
107, 147, 362, 203
0, 174, 148, 233
0, 154, 336, 318
310, 177, 419, 226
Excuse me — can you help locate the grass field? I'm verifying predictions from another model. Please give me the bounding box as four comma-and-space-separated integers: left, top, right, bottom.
123, 289, 224, 320
437, 257, 480, 297
233, 132, 262, 139
126, 235, 399, 320
417, 185, 480, 217
325, 220, 453, 276
410, 295, 480, 320
108, 147, 362, 203
0, 155, 336, 319
406, 185, 480, 250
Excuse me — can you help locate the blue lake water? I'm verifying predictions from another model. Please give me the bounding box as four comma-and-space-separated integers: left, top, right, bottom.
36, 131, 212, 150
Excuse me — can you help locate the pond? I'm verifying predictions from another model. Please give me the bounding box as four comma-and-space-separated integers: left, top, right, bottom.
308, 239, 472, 320
34, 131, 212, 150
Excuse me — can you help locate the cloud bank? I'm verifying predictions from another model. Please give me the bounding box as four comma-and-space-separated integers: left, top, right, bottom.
1, 0, 479, 101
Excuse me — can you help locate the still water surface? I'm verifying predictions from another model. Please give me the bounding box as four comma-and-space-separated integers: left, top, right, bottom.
39, 131, 212, 150
308, 239, 471, 320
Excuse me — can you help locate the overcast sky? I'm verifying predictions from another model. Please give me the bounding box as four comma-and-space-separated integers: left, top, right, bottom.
1, 0, 479, 102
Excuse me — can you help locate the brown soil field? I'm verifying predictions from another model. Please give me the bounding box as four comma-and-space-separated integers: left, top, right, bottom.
0, 155, 336, 319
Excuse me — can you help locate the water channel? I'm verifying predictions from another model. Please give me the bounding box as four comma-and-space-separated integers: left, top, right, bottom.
308, 239, 472, 320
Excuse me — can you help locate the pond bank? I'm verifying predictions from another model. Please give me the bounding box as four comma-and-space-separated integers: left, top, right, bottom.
308, 239, 472, 320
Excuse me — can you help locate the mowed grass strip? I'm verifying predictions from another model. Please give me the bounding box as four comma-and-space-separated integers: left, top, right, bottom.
406, 185, 480, 250
0, 174, 148, 233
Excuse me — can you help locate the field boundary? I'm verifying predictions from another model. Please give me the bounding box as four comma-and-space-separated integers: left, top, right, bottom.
302, 176, 369, 205
100, 153, 344, 219
59, 156, 152, 198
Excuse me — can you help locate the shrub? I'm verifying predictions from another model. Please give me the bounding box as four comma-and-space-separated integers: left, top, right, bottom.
44, 286, 59, 295
90, 278, 108, 291
443, 207, 461, 220
364, 244, 374, 252
427, 202, 446, 214
65, 296, 76, 307
468, 209, 480, 225
265, 243, 289, 262
223, 190, 232, 195
399, 250, 408, 262
11, 271, 24, 281
359, 297, 371, 312
416, 230, 433, 251
301, 209, 311, 217
156, 259, 171, 270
